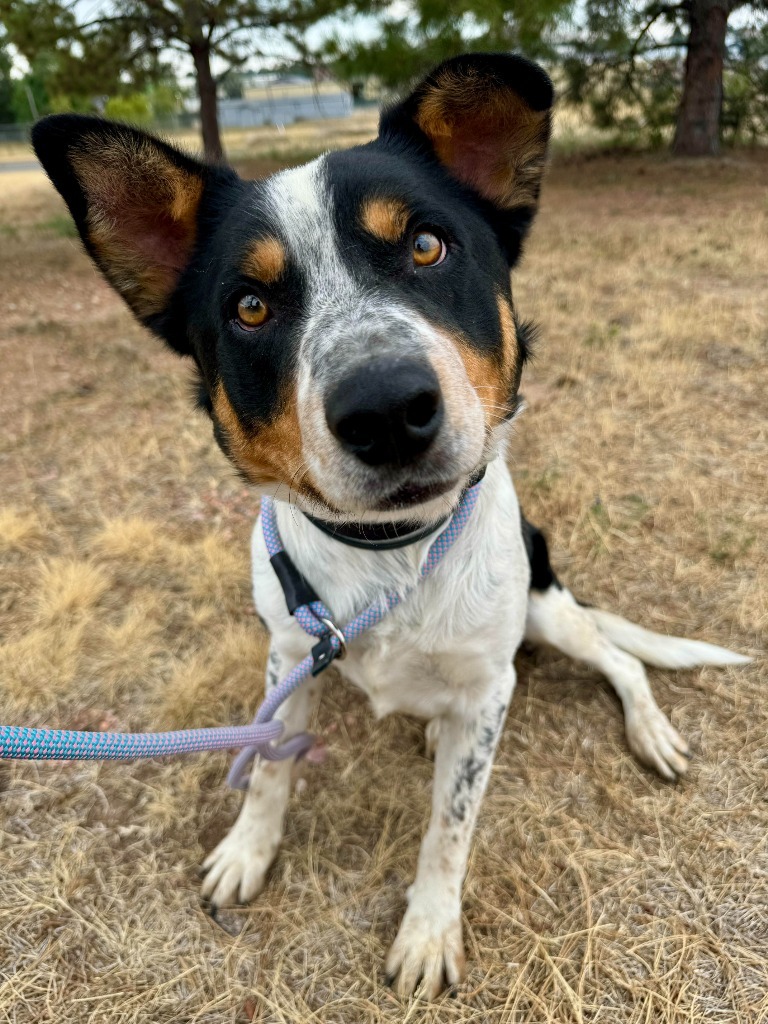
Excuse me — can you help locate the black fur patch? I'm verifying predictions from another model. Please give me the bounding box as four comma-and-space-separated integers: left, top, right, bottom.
450, 752, 487, 823
520, 513, 562, 592
516, 317, 539, 367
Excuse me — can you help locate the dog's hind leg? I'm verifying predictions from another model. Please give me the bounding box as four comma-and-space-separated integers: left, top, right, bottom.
201, 640, 323, 908
520, 517, 750, 780
525, 584, 691, 779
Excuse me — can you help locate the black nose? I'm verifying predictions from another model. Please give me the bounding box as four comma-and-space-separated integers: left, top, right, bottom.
325, 358, 444, 467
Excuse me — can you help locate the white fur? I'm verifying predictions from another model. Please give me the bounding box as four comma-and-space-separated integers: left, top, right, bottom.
259, 456, 528, 722
584, 608, 752, 669
204, 457, 528, 996
262, 157, 357, 313
202, 455, 749, 995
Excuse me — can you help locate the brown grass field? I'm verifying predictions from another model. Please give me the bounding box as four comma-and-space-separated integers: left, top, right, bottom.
0, 123, 766, 1022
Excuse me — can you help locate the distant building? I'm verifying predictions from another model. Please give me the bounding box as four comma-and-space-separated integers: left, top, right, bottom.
217, 74, 352, 128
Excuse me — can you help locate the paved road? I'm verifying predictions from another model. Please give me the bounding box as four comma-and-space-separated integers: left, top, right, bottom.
0, 160, 41, 173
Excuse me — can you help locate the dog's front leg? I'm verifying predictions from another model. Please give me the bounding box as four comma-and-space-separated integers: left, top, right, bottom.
386, 666, 515, 1000
201, 641, 322, 909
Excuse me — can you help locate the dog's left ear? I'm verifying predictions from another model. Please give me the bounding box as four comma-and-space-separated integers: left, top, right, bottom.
380, 53, 553, 263
32, 115, 237, 351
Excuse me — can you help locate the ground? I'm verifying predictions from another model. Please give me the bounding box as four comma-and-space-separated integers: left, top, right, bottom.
0, 120, 765, 1023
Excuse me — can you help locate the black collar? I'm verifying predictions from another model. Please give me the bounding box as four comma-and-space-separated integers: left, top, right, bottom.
302, 466, 487, 551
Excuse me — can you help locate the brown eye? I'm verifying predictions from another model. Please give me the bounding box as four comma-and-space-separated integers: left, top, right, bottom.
413, 231, 446, 267
236, 294, 270, 329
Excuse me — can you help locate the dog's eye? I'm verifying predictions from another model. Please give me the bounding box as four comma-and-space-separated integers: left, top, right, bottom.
236, 294, 270, 330
413, 231, 446, 267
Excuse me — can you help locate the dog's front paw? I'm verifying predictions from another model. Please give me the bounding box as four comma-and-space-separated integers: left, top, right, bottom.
385, 904, 465, 1000
625, 698, 690, 781
200, 817, 279, 909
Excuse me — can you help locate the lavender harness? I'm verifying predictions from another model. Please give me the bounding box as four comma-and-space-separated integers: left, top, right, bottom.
0, 482, 482, 788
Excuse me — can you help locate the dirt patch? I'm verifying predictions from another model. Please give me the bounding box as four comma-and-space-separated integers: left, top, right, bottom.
0, 148, 765, 1023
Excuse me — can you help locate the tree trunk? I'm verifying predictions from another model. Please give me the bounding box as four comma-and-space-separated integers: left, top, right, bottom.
190, 41, 224, 162
673, 0, 729, 156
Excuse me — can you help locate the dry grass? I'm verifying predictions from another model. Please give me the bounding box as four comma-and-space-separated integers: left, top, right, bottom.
0, 141, 37, 163
168, 109, 380, 165
0, 141, 766, 1023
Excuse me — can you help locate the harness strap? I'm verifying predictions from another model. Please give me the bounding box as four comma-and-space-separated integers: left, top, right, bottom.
268, 550, 320, 613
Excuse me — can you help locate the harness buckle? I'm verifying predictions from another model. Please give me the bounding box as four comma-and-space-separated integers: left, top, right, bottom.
310, 617, 347, 676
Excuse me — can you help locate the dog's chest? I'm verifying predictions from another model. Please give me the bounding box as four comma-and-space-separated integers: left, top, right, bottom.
252, 461, 530, 720
337, 619, 517, 720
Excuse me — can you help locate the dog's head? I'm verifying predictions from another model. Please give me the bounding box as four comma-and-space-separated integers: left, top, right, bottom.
33, 53, 552, 524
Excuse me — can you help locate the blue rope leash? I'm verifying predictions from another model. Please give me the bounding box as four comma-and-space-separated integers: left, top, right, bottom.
0, 721, 283, 761
0, 482, 482, 787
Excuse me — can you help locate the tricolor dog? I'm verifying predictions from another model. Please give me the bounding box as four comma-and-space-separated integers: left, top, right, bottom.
32, 53, 749, 999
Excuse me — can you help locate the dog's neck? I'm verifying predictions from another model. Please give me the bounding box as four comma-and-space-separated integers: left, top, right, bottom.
300, 466, 488, 552
267, 458, 508, 631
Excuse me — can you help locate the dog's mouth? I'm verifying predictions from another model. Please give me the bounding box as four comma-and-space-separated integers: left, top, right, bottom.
376, 477, 459, 512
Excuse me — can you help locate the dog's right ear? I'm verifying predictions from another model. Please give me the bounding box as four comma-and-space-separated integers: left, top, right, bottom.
32, 115, 236, 351
379, 53, 553, 265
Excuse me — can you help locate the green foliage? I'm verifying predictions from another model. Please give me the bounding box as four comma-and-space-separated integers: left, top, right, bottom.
3, 0, 765, 152
101, 85, 182, 124
722, 16, 768, 143
103, 93, 153, 124
13, 57, 54, 119
47, 92, 96, 114
0, 0, 385, 154
37, 214, 78, 237
0, 0, 185, 115
0, 0, 79, 64
560, 1, 684, 147
0, 41, 15, 122
148, 83, 183, 118
326, 0, 575, 90
0, 40, 57, 123
561, 1, 768, 149
221, 72, 245, 100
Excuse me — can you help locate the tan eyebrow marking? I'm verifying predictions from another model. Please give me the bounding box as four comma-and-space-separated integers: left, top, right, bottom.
242, 236, 287, 285
360, 197, 410, 243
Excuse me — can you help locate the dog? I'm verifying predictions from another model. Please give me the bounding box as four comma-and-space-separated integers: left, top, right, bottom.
32, 53, 749, 999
